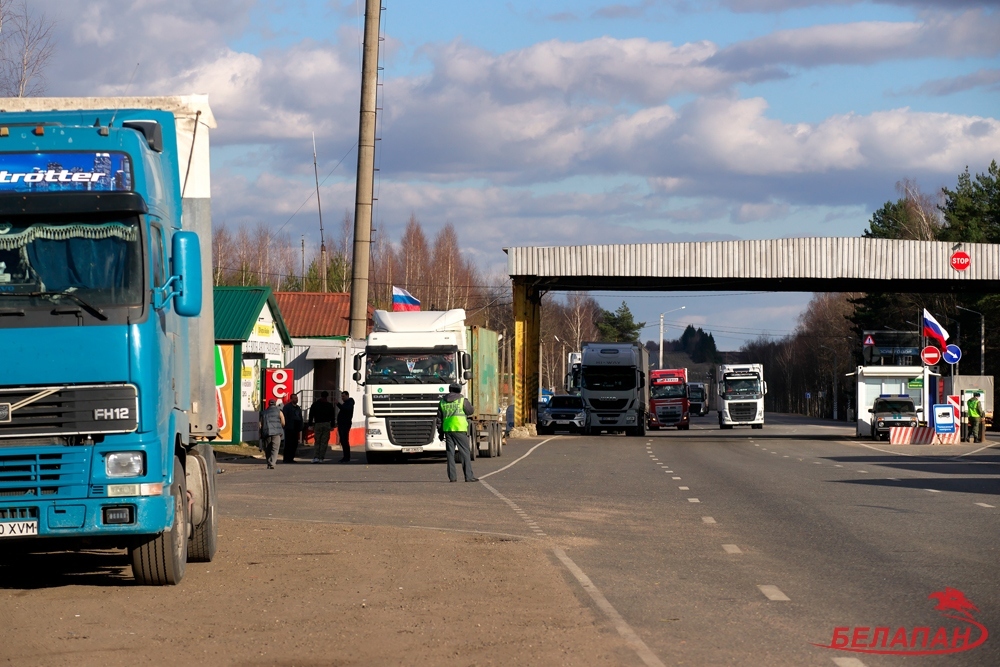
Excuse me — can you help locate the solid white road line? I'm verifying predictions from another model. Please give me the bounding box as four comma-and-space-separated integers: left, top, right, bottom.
479, 437, 557, 480
722, 544, 743, 554
926, 489, 941, 493
832, 657, 869, 667
758, 585, 790, 601
702, 517, 716, 524
553, 548, 667, 667
976, 502, 995, 508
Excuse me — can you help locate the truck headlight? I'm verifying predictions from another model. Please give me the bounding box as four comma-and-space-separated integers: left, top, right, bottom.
105, 452, 144, 478
877, 420, 884, 427
367, 428, 382, 436
575, 412, 585, 419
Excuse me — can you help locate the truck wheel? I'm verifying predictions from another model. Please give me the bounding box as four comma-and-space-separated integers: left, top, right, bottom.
186, 447, 217, 563
130, 457, 188, 585
367, 451, 385, 465
680, 424, 690, 431
484, 424, 497, 458
497, 431, 504, 457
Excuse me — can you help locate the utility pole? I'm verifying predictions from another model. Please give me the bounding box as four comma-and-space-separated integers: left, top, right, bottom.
300, 235, 305, 291
348, 0, 381, 338
659, 314, 664, 370
312, 133, 327, 292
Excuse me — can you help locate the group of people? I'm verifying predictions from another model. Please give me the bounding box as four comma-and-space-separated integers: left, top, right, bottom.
259, 381, 480, 483
259, 390, 356, 468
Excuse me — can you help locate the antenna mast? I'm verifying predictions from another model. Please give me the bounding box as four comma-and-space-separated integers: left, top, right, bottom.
313, 132, 328, 292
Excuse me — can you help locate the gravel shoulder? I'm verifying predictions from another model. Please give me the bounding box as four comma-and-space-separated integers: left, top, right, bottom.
0, 516, 636, 666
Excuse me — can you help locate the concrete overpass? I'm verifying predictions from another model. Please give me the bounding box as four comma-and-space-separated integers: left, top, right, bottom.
507, 237, 1000, 425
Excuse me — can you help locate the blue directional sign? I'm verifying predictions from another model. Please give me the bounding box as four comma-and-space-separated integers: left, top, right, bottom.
943, 344, 962, 365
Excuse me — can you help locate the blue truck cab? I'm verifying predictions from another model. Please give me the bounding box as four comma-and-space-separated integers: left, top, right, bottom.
0, 97, 218, 585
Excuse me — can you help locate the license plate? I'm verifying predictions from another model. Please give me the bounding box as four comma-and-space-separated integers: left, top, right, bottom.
0, 520, 37, 537
401, 447, 423, 454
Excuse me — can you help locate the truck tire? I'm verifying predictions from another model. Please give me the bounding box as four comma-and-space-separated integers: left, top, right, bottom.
130, 457, 188, 586
497, 430, 503, 457
366, 451, 387, 465
680, 424, 690, 431
483, 423, 497, 458
186, 446, 217, 563
752, 424, 763, 430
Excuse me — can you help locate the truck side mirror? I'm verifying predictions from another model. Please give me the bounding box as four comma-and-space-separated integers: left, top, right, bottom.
171, 231, 202, 317
462, 352, 472, 369
353, 371, 361, 383
353, 354, 363, 372
639, 372, 645, 388
868, 408, 874, 414
763, 381, 768, 395
463, 370, 472, 380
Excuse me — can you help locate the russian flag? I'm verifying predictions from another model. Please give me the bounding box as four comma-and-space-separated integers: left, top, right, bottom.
923, 308, 950, 349
392, 286, 420, 312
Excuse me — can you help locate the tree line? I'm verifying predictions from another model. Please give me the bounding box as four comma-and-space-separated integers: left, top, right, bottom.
741, 161, 1000, 420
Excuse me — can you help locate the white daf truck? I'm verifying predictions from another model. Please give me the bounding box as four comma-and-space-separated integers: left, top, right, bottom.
714, 363, 766, 429
354, 309, 503, 463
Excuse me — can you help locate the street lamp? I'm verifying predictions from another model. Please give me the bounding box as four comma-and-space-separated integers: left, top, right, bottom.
658, 306, 686, 369
957, 306, 985, 376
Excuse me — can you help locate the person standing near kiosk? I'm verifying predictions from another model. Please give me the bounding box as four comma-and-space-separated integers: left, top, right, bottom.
968, 392, 984, 443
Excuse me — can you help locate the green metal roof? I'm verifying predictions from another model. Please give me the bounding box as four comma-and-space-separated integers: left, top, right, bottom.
213, 286, 293, 346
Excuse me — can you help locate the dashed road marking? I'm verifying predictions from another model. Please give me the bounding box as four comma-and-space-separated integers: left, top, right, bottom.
834, 464, 843, 468
672, 476, 681, 479
678, 486, 689, 490
926, 489, 941, 493
722, 544, 742, 554
758, 585, 790, 601
688, 498, 700, 503
702, 517, 716, 524
832, 657, 869, 667
857, 470, 868, 473
553, 548, 666, 667
480, 481, 546, 536
976, 502, 995, 508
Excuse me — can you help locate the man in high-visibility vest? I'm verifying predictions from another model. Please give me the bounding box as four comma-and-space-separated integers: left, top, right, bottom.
437, 383, 477, 482
968, 392, 984, 443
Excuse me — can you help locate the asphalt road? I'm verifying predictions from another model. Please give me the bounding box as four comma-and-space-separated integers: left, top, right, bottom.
219, 414, 1000, 666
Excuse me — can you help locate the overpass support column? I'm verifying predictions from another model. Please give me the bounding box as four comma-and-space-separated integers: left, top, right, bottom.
513, 279, 540, 427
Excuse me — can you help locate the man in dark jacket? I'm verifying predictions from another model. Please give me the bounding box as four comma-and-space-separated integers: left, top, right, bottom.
282, 394, 304, 462
436, 383, 477, 482
336, 391, 356, 463
308, 391, 336, 463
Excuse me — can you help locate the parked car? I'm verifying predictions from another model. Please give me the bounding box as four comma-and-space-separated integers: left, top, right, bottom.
868, 394, 919, 441
537, 395, 586, 434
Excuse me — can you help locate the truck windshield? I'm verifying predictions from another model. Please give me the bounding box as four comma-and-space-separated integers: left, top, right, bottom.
582, 367, 636, 391
723, 376, 761, 396
651, 383, 686, 399
366, 350, 457, 385
0, 216, 143, 311
689, 387, 705, 401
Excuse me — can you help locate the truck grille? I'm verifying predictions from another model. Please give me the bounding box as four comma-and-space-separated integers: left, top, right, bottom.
656, 406, 683, 423
387, 419, 436, 446
0, 449, 91, 498
0, 506, 37, 519
588, 398, 628, 410
0, 384, 138, 440
729, 402, 758, 421
372, 394, 441, 418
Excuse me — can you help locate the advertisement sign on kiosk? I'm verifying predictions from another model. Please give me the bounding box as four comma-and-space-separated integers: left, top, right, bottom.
264, 368, 295, 405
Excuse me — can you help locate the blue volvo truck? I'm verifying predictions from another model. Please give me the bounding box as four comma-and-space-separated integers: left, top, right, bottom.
0, 97, 219, 585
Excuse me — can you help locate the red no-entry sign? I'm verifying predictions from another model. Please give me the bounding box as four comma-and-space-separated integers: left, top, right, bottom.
951, 251, 971, 271
921, 345, 942, 365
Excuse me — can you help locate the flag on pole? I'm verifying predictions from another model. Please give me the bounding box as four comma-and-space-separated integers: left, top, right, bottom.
922, 308, 949, 349
392, 286, 420, 312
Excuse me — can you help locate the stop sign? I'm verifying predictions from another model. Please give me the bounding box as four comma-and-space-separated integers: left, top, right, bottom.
921, 345, 942, 365
951, 251, 971, 271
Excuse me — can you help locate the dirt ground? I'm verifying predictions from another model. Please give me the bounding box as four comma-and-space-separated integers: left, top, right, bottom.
0, 517, 636, 666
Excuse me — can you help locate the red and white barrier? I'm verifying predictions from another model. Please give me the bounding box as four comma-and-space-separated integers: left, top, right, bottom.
888, 426, 959, 445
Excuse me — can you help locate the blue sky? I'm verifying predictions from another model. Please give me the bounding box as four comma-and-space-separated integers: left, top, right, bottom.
36, 0, 1000, 348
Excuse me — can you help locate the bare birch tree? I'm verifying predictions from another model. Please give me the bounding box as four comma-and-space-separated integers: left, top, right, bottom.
0, 1, 55, 97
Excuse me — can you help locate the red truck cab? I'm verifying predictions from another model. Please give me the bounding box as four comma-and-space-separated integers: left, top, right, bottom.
648, 369, 690, 430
